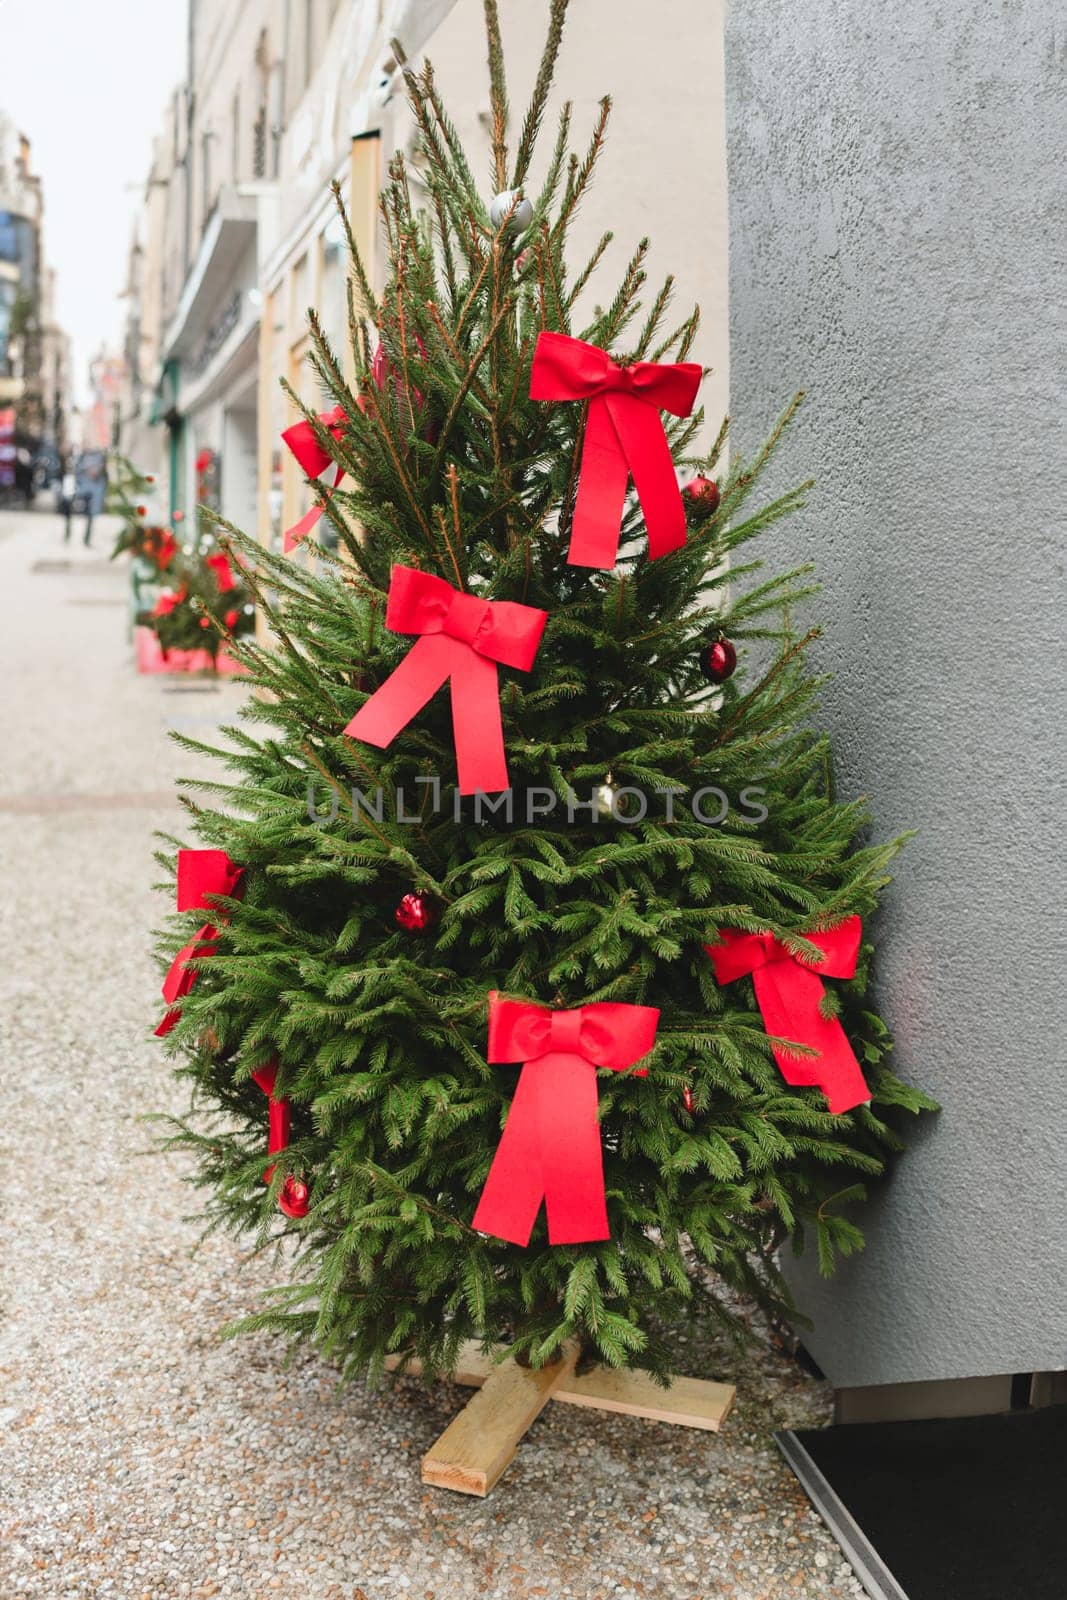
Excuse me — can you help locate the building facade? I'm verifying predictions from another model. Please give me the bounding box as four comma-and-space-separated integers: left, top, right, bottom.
147, 0, 286, 534
256, 0, 729, 551
0, 115, 70, 487
117, 124, 173, 481
125, 0, 729, 551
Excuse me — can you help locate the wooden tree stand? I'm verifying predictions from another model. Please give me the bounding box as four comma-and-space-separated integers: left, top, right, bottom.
387, 1341, 735, 1496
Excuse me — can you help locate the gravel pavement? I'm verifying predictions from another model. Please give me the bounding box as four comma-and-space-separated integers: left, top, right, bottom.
0, 508, 864, 1600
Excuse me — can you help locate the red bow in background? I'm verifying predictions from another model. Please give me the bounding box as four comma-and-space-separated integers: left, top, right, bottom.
472, 993, 660, 1246
344, 565, 547, 795
151, 583, 187, 617
529, 330, 702, 569
154, 531, 177, 570
704, 916, 871, 1114
281, 404, 349, 553
155, 849, 243, 1037
205, 552, 236, 592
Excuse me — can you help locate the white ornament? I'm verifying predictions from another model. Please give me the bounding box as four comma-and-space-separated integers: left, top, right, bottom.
596, 780, 617, 819
489, 189, 533, 237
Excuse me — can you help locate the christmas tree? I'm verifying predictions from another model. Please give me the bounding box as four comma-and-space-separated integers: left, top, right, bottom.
140, 535, 255, 663
108, 458, 256, 662
108, 453, 178, 576
157, 0, 934, 1384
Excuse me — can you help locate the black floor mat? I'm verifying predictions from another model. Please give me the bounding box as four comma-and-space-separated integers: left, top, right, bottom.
779, 1406, 1067, 1600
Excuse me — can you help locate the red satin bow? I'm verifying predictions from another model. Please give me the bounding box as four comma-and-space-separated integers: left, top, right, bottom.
249, 1061, 309, 1217
155, 850, 243, 1037
472, 992, 660, 1246
250, 1061, 291, 1182
151, 583, 187, 617
344, 565, 547, 795
704, 917, 870, 1114
205, 552, 236, 592
281, 403, 348, 552
529, 330, 702, 569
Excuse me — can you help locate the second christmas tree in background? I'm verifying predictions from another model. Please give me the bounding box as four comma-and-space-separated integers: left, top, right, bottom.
110, 455, 256, 664
155, 0, 934, 1384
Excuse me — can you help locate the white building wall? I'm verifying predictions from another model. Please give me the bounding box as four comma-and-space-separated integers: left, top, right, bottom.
411, 0, 729, 438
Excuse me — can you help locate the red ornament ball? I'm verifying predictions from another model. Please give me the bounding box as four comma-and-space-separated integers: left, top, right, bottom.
199, 617, 212, 630
136, 503, 147, 516
172, 509, 185, 523
682, 1085, 695, 1115
279, 1176, 310, 1218
684, 476, 721, 515
699, 635, 737, 685
395, 891, 437, 933
224, 608, 240, 630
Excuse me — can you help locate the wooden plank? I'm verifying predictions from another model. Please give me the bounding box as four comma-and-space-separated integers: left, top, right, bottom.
557, 1365, 734, 1432
386, 1341, 497, 1387
390, 1340, 735, 1434
420, 1342, 579, 1497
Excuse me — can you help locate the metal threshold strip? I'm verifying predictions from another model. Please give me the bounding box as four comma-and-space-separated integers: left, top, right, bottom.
775, 1430, 910, 1600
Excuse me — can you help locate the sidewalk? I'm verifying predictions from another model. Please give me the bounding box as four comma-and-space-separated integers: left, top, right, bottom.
0, 507, 862, 1600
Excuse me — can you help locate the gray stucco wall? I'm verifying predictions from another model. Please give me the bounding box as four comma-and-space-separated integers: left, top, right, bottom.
725, 3, 1067, 1388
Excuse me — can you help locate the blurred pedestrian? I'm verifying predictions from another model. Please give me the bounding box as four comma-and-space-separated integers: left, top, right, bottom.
60, 454, 77, 541
71, 449, 107, 546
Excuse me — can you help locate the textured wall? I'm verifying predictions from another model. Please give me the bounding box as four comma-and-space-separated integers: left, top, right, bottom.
725, 2, 1067, 1387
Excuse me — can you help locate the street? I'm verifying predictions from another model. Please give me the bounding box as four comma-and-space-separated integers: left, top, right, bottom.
0, 508, 860, 1600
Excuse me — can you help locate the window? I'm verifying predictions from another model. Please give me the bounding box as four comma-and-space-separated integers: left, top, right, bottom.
201, 133, 212, 226
304, 0, 314, 90
252, 105, 267, 180
320, 219, 347, 367
231, 90, 240, 182
253, 28, 271, 180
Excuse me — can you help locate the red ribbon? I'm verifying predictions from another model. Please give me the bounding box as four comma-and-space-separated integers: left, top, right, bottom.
154, 531, 177, 570
155, 849, 243, 1037
151, 583, 187, 618
249, 1062, 309, 1217
704, 917, 871, 1114
472, 992, 660, 1246
344, 565, 547, 795
281, 403, 348, 553
205, 552, 236, 592
529, 330, 702, 569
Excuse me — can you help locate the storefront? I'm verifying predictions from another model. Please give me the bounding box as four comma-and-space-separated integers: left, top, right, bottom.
159, 183, 277, 542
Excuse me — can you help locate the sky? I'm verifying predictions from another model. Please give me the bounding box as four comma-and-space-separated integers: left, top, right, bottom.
0, 0, 189, 403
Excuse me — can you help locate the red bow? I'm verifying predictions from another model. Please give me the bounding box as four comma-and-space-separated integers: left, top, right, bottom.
472, 993, 660, 1246
249, 1062, 309, 1217
155, 850, 243, 1037
155, 531, 177, 570
704, 917, 870, 1114
151, 583, 187, 617
205, 552, 235, 592
344, 565, 547, 795
249, 1062, 290, 1182
281, 403, 349, 553
529, 330, 702, 569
